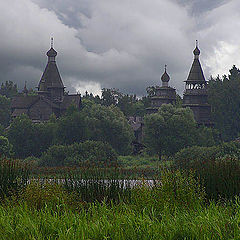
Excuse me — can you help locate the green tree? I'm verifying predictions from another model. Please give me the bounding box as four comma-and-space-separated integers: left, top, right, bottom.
7, 115, 55, 158
195, 126, 218, 147
40, 141, 118, 167
101, 88, 119, 106
144, 104, 197, 159
56, 106, 90, 145
0, 136, 13, 157
0, 81, 18, 98
208, 65, 240, 141
7, 115, 36, 158
0, 95, 11, 127
81, 101, 134, 154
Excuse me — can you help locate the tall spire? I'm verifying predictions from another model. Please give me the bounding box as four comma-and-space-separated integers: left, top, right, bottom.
23, 81, 28, 96
185, 41, 205, 85
38, 39, 64, 101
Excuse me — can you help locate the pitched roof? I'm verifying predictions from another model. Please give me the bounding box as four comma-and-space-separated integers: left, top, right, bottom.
186, 58, 205, 83
185, 42, 206, 84
11, 95, 60, 109
12, 109, 28, 117
11, 95, 39, 109
38, 47, 64, 91
39, 62, 64, 90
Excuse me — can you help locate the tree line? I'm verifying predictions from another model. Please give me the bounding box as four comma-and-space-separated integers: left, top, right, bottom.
0, 65, 240, 164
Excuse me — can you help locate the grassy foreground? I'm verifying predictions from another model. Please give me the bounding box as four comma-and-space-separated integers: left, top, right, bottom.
1, 159, 240, 240
0, 199, 240, 240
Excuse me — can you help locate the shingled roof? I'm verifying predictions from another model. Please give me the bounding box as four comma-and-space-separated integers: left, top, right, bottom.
185, 45, 206, 84
38, 47, 64, 91
11, 95, 39, 109
11, 95, 61, 110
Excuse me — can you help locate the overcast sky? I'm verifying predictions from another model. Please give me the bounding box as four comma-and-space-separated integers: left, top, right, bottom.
0, 0, 239, 96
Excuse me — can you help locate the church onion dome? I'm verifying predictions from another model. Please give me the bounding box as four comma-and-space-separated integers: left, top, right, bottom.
161, 65, 170, 82
47, 47, 57, 57
193, 46, 200, 56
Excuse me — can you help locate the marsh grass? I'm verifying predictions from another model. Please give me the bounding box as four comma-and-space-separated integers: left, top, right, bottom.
1, 163, 240, 239
198, 156, 240, 200
0, 158, 29, 199
62, 168, 133, 203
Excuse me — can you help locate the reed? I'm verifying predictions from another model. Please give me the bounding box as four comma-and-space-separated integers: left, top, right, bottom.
62, 167, 133, 203
0, 158, 29, 199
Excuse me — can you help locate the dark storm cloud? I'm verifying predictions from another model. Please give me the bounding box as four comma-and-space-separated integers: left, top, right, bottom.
0, 0, 239, 96
32, 0, 91, 29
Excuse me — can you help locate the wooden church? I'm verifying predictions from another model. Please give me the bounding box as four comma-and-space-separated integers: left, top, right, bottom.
11, 40, 81, 122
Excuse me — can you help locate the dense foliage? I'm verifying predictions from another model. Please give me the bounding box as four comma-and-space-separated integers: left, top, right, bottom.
144, 104, 216, 159
7, 115, 55, 158
6, 100, 134, 159
208, 65, 240, 141
0, 95, 11, 127
83, 88, 150, 117
174, 141, 240, 199
0, 136, 13, 157
40, 141, 118, 167
0, 81, 18, 99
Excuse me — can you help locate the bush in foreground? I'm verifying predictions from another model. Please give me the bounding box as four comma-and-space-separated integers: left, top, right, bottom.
174, 141, 240, 200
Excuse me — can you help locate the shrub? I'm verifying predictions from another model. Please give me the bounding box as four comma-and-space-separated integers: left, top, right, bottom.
174, 141, 240, 170
7, 115, 55, 158
39, 141, 118, 167
0, 136, 13, 157
20, 181, 81, 211
23, 156, 40, 169
174, 145, 217, 170
174, 141, 240, 200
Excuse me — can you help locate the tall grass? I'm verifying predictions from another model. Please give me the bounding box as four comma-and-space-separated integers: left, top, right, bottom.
0, 198, 239, 239
0, 159, 29, 199
62, 168, 133, 203
198, 156, 240, 200
174, 145, 240, 200
0, 168, 239, 239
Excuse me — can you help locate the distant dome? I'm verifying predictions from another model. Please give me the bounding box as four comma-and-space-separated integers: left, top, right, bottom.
47, 47, 57, 57
193, 46, 200, 56
161, 71, 170, 82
